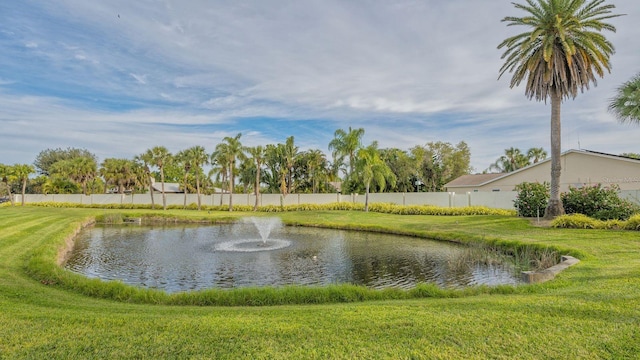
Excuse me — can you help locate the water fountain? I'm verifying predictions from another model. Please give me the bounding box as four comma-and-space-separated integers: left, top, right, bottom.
214, 217, 292, 252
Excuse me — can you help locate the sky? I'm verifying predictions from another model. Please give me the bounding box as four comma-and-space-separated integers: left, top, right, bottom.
1, 0, 639, 173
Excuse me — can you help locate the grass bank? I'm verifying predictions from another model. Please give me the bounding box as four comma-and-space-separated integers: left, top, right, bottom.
1, 207, 639, 358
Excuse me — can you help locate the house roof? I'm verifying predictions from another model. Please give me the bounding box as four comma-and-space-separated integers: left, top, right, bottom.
151, 182, 182, 193
444, 173, 505, 187
445, 149, 640, 188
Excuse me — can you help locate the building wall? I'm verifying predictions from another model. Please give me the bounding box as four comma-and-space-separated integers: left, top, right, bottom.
450, 151, 640, 193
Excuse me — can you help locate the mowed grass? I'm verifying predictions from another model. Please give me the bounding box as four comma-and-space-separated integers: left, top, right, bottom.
1, 207, 639, 359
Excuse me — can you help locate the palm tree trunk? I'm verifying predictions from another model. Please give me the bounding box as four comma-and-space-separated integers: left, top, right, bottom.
21, 178, 27, 206
148, 174, 155, 210
228, 161, 234, 212
544, 91, 566, 219
183, 172, 189, 209
364, 183, 370, 212
160, 168, 167, 210
196, 176, 201, 211
254, 167, 260, 211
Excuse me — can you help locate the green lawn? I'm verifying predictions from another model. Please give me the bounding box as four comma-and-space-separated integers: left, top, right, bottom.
1, 207, 639, 359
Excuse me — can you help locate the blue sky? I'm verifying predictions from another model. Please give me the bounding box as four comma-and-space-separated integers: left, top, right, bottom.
1, 0, 639, 172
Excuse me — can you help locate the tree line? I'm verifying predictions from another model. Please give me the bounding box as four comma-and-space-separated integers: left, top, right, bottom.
1, 127, 475, 211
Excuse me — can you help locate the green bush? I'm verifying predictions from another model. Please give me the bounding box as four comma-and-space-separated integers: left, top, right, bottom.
514, 182, 549, 217
561, 184, 639, 220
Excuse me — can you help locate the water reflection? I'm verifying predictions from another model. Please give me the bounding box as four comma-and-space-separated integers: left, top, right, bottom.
65, 224, 522, 293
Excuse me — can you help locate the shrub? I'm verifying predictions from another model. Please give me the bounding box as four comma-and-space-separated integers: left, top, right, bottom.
624, 214, 640, 231
551, 214, 602, 229
561, 184, 639, 220
514, 182, 549, 217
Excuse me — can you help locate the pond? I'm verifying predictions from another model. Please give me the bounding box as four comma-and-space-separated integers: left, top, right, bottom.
64, 218, 522, 293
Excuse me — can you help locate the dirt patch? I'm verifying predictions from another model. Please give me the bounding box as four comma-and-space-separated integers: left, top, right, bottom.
528, 218, 553, 228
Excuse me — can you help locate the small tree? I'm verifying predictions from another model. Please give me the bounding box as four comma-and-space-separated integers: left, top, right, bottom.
13, 164, 35, 206
514, 182, 549, 217
356, 142, 396, 212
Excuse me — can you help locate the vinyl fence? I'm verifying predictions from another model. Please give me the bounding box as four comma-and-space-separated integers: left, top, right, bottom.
15, 192, 516, 209
13, 190, 640, 210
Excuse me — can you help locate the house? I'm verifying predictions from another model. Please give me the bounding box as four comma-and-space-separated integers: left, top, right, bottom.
445, 149, 640, 193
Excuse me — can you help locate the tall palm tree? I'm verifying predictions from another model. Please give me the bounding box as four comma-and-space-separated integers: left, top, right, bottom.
188, 146, 209, 210
304, 149, 327, 194
216, 133, 243, 211
175, 149, 194, 209
328, 127, 365, 178
356, 141, 396, 212
210, 149, 230, 206
148, 146, 172, 210
283, 136, 299, 194
135, 151, 156, 209
245, 145, 265, 211
12, 164, 35, 206
608, 73, 640, 125
498, 0, 620, 219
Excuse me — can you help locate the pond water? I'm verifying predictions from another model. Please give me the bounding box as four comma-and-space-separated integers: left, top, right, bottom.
64, 221, 522, 293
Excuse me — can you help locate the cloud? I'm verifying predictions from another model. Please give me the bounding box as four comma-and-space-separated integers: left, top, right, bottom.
0, 0, 639, 172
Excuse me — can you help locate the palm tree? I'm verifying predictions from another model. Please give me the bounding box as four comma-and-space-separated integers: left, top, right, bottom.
13, 164, 35, 206
210, 149, 230, 206
304, 149, 327, 194
215, 133, 243, 211
100, 158, 137, 194
527, 147, 548, 163
148, 146, 172, 210
490, 147, 530, 173
0, 164, 15, 206
175, 146, 209, 209
175, 149, 193, 209
608, 73, 640, 125
135, 151, 156, 209
328, 127, 365, 178
188, 146, 209, 210
245, 145, 265, 211
356, 142, 396, 212
283, 136, 299, 194
498, 0, 620, 219
50, 157, 97, 195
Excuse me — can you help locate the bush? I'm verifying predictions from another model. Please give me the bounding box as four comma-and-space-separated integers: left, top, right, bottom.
624, 214, 640, 231
514, 182, 549, 217
551, 214, 602, 229
561, 184, 639, 220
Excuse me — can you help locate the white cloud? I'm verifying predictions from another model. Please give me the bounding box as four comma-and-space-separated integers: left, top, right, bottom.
1, 0, 639, 172
130, 73, 148, 85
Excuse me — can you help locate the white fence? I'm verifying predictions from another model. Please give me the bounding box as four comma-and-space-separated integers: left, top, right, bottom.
16, 192, 517, 209
13, 190, 640, 210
